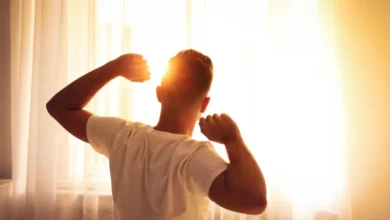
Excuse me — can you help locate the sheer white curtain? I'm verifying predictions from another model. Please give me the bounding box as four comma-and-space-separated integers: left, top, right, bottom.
10, 0, 352, 219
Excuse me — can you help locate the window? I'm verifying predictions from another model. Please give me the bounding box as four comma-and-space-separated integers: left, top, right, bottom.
56, 1, 349, 216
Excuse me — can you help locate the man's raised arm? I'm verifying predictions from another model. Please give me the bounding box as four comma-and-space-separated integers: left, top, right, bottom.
200, 114, 267, 215
46, 54, 150, 143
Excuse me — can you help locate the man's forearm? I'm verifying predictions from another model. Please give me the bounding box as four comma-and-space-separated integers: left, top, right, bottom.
47, 61, 118, 111
224, 138, 267, 204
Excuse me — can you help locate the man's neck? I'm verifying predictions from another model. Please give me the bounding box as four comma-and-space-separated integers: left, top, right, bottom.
154, 109, 198, 137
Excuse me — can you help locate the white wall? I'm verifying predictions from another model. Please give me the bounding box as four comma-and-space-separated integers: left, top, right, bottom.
0, 0, 12, 179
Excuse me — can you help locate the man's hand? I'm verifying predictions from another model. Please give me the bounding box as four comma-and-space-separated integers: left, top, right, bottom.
111, 53, 151, 82
199, 113, 242, 145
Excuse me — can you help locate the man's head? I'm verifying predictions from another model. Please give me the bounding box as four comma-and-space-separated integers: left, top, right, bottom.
156, 49, 214, 114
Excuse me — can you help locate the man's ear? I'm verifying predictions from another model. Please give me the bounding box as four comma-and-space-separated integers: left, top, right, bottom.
156, 86, 162, 103
200, 97, 210, 113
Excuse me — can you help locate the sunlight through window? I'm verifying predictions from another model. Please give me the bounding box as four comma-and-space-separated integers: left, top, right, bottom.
65, 0, 349, 217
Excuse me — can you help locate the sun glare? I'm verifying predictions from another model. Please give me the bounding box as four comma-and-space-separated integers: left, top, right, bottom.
145, 54, 169, 85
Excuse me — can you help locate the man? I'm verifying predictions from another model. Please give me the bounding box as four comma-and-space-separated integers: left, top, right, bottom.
47, 49, 267, 219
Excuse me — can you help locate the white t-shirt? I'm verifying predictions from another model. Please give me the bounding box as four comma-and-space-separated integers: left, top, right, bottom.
86, 115, 228, 220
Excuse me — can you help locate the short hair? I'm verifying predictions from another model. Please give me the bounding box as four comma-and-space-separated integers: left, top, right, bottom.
161, 49, 213, 101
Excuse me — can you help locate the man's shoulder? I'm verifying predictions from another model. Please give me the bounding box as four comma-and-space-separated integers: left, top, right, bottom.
180, 138, 215, 151
128, 121, 149, 129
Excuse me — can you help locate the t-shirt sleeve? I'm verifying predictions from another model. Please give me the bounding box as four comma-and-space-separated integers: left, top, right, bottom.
186, 142, 228, 196
86, 115, 129, 158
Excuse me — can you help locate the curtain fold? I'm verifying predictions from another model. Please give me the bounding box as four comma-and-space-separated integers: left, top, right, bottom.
10, 0, 352, 219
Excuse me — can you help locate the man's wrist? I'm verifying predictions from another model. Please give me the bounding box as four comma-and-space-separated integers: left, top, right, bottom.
223, 134, 247, 159
223, 132, 244, 147
103, 61, 120, 78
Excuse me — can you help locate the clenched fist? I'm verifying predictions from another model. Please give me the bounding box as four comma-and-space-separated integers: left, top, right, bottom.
110, 53, 150, 82
199, 113, 242, 145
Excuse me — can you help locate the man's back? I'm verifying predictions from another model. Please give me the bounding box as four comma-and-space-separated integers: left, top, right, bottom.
86, 115, 228, 220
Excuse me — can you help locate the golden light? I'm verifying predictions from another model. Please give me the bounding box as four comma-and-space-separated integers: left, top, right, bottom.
144, 53, 169, 86
87, 0, 349, 216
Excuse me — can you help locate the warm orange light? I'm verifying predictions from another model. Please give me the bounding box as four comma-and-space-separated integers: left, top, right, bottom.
70, 0, 350, 217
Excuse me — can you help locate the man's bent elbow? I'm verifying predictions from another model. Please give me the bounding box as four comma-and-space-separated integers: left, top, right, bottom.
46, 100, 63, 117
46, 100, 60, 116
46, 101, 54, 115
250, 198, 267, 215
245, 194, 267, 215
